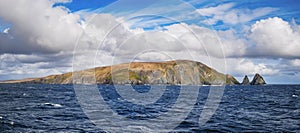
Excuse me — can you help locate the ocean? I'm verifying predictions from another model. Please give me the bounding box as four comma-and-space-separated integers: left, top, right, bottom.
0, 84, 299, 132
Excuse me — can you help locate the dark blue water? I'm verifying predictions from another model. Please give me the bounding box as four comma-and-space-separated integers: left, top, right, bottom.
0, 84, 299, 132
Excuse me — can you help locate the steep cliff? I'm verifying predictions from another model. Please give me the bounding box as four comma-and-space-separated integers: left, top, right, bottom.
2, 60, 240, 85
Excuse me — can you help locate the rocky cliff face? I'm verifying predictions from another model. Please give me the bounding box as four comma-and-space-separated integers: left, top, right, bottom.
241, 75, 250, 85
2, 60, 240, 85
250, 73, 266, 85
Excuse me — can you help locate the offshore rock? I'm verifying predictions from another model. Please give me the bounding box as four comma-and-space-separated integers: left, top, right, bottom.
250, 73, 266, 85
241, 75, 250, 85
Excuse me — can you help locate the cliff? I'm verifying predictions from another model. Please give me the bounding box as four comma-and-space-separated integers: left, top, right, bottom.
1, 60, 240, 85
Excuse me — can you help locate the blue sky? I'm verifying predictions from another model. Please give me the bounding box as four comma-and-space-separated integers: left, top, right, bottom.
57, 0, 300, 28
0, 0, 300, 84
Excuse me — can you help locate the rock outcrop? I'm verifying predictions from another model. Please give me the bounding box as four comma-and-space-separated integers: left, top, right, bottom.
1, 60, 241, 85
250, 73, 266, 85
241, 75, 250, 85
226, 74, 240, 85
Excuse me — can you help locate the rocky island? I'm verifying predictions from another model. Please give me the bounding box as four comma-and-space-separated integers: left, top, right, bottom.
241, 74, 266, 85
241, 75, 250, 85
1, 60, 242, 85
250, 73, 267, 85
1, 60, 267, 85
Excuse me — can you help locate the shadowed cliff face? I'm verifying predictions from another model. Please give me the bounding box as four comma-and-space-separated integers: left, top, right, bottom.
2, 60, 240, 85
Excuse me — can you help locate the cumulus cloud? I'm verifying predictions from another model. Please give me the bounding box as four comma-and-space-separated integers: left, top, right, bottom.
196, 3, 299, 59
248, 17, 300, 58
217, 29, 247, 57
0, 0, 82, 54
0, 0, 137, 72
78, 19, 229, 67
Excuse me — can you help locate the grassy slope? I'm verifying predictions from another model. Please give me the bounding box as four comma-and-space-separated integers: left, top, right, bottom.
2, 60, 240, 85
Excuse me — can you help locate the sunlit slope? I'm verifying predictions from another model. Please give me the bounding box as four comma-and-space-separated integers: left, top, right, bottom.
2, 60, 240, 85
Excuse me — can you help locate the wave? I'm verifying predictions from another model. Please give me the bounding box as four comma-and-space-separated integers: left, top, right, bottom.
43, 103, 62, 108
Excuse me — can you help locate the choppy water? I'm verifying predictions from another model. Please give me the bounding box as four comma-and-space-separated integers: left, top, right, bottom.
0, 84, 299, 132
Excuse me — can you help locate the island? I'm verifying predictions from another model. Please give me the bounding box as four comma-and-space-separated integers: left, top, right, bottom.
0, 60, 266, 85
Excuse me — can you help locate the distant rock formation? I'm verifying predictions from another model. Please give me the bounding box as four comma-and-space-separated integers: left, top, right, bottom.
0, 60, 240, 85
241, 75, 250, 85
250, 73, 266, 85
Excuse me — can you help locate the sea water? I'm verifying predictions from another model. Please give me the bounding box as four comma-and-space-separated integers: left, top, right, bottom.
0, 84, 299, 132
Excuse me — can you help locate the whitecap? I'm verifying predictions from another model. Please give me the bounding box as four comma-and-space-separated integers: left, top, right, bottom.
292, 95, 298, 98
44, 103, 62, 107
53, 104, 62, 107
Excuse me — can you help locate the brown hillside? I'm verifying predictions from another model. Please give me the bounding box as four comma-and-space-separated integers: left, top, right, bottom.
1, 60, 240, 85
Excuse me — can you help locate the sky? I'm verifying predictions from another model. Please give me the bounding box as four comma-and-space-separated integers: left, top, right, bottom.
0, 0, 300, 84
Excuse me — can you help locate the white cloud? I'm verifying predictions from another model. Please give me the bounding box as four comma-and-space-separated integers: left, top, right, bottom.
197, 3, 234, 16
134, 51, 172, 62
233, 59, 279, 76
0, 0, 82, 53
197, 3, 277, 25
162, 23, 228, 58
0, 54, 71, 79
289, 59, 300, 67
99, 0, 204, 30
248, 17, 300, 58
217, 29, 247, 57
81, 20, 231, 64
0, 0, 138, 73
72, 20, 235, 72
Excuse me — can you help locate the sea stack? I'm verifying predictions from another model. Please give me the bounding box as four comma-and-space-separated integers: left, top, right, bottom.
250, 73, 266, 85
241, 75, 250, 85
